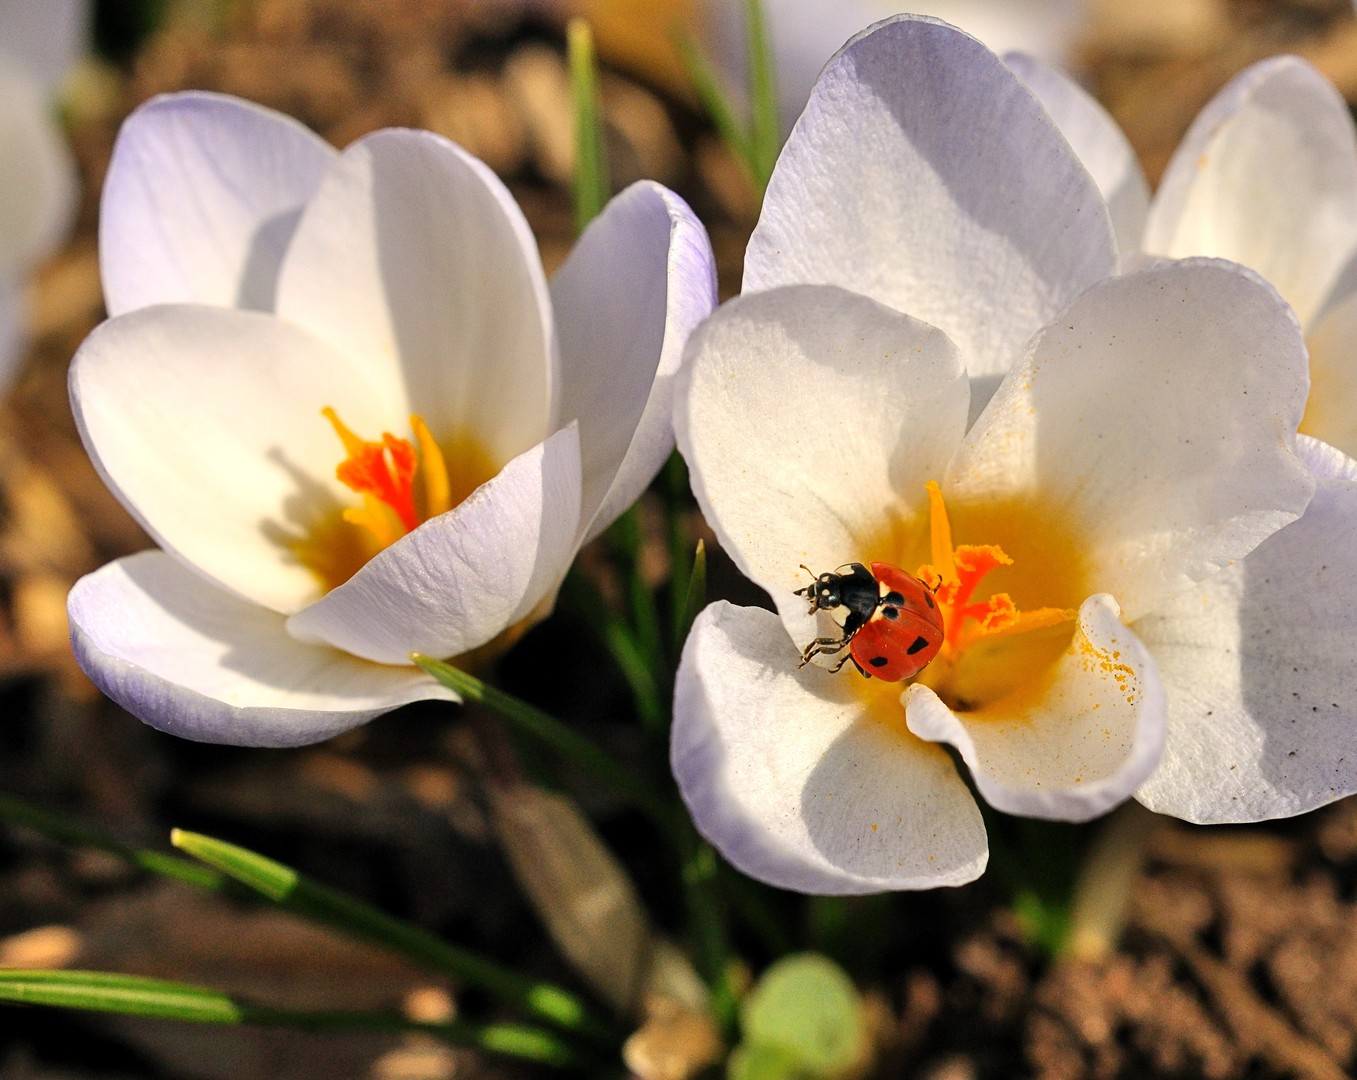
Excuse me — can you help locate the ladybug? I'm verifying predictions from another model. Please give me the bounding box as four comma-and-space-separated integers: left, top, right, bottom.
795, 562, 944, 681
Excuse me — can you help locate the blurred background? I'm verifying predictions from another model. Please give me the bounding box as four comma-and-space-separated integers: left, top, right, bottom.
6, 1, 1357, 1077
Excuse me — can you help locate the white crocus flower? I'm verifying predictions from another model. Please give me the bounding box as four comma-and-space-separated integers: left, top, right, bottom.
0, 0, 83, 378
67, 92, 716, 747
670, 15, 1353, 894
1006, 52, 1357, 824
1009, 52, 1357, 457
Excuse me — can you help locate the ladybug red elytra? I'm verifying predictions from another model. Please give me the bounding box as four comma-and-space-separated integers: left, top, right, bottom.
795, 562, 944, 681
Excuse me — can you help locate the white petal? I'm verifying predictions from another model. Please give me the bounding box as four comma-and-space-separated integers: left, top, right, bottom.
1302, 280, 1357, 458
100, 92, 335, 316
552, 181, 717, 543
0, 0, 88, 93
674, 284, 968, 636
0, 66, 78, 278
673, 602, 988, 893
907, 594, 1165, 821
1135, 436, 1357, 822
69, 304, 401, 614
68, 552, 454, 748
1144, 57, 1357, 329
948, 258, 1315, 621
1004, 53, 1149, 257
744, 14, 1116, 397
286, 424, 582, 665
276, 128, 556, 468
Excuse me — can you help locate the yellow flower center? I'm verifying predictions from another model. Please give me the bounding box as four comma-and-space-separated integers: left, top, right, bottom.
863, 481, 1087, 713
287, 408, 498, 593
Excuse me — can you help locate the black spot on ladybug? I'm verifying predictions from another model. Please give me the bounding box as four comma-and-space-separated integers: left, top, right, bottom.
882, 606, 899, 619
884, 591, 904, 606
906, 636, 930, 655
869, 656, 889, 668
923, 592, 935, 608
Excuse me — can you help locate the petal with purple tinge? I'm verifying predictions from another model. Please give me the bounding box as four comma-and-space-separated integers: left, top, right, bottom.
673, 602, 988, 894
68, 551, 454, 748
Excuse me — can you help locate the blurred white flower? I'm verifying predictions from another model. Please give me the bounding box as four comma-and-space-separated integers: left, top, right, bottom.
0, 0, 84, 379
68, 92, 716, 746
671, 16, 1352, 895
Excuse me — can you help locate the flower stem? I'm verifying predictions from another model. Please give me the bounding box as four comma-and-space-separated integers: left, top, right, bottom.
681, 835, 739, 1034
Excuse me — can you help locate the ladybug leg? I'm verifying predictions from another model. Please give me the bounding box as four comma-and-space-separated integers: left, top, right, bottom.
798, 635, 849, 668
828, 652, 861, 675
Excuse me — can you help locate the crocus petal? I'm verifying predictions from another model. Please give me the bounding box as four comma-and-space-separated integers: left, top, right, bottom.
276, 128, 556, 469
68, 551, 454, 748
0, 0, 88, 94
1144, 57, 1357, 329
1301, 282, 1357, 458
551, 181, 716, 543
947, 258, 1314, 622
744, 14, 1116, 399
69, 304, 402, 614
100, 92, 335, 316
1135, 437, 1357, 822
906, 594, 1166, 820
0, 66, 78, 279
675, 284, 968, 636
1004, 53, 1149, 257
286, 424, 582, 665
673, 602, 988, 893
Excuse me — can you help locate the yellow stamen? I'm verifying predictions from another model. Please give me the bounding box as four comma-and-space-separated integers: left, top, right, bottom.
341, 495, 405, 550
926, 480, 958, 584
411, 413, 452, 519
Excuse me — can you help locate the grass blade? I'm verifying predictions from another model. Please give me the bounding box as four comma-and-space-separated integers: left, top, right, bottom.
0, 970, 579, 1066
170, 829, 617, 1045
568, 18, 610, 234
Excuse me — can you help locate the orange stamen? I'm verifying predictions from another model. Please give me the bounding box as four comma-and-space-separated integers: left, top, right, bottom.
320, 409, 420, 534
917, 483, 1075, 660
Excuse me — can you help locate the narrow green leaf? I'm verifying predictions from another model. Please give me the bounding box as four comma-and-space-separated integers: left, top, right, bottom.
567, 18, 610, 234
602, 618, 665, 731
676, 539, 707, 648
742, 0, 781, 192
609, 502, 669, 724
0, 970, 579, 1066
0, 791, 226, 893
171, 829, 616, 1045
0, 969, 243, 1024
413, 655, 681, 835
675, 30, 754, 181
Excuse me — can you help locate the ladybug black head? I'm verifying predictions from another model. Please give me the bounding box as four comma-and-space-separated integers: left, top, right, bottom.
795, 564, 878, 626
